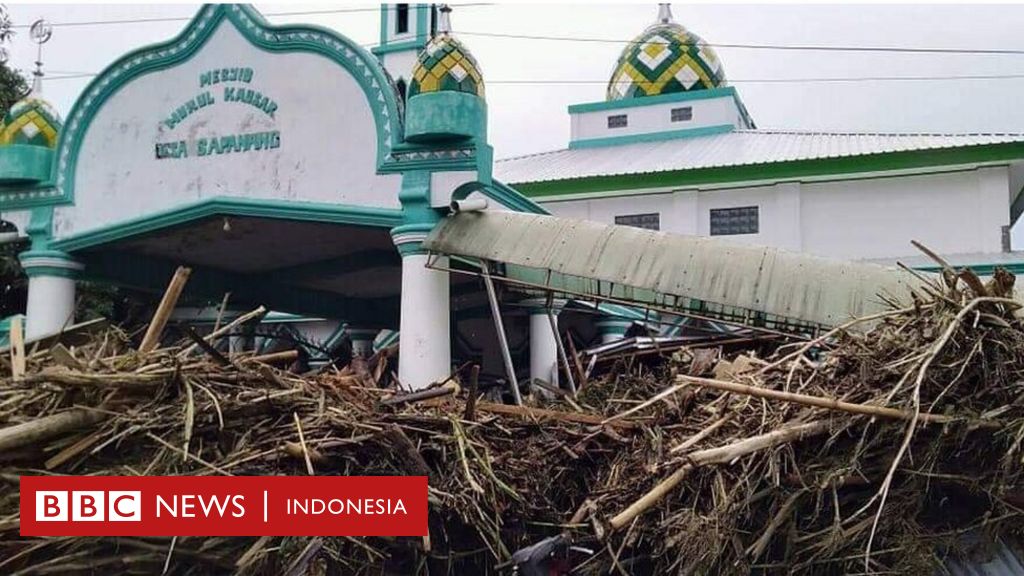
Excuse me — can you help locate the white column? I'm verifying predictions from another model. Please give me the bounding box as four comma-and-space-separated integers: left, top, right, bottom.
20, 251, 83, 340
524, 299, 564, 387
392, 229, 451, 390
348, 328, 379, 358
530, 312, 559, 386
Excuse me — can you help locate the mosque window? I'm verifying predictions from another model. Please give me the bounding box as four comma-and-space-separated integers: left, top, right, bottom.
396, 78, 407, 103
710, 206, 759, 236
615, 213, 660, 231
671, 107, 693, 122
607, 114, 628, 129
396, 4, 410, 35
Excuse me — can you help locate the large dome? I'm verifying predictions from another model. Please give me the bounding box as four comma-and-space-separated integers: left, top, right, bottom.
607, 4, 726, 101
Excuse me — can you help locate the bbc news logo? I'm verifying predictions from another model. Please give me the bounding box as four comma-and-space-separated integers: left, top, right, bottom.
36, 491, 141, 522
21, 476, 427, 537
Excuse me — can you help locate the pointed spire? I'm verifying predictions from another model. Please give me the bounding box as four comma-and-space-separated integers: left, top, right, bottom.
28, 18, 52, 98
437, 4, 452, 36
657, 3, 674, 24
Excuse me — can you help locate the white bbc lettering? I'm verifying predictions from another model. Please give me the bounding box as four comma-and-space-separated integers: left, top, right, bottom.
71, 491, 105, 521
36, 491, 68, 521
107, 491, 142, 521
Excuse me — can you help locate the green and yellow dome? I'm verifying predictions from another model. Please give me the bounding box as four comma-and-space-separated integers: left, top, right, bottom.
607, 4, 726, 101
409, 5, 484, 99
1, 82, 62, 148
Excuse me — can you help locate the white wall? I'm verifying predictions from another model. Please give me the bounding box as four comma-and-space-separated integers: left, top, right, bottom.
380, 50, 418, 92
570, 94, 744, 144
54, 19, 402, 241
541, 167, 1012, 262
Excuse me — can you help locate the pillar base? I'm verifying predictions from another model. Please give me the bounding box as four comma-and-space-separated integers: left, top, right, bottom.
19, 249, 83, 340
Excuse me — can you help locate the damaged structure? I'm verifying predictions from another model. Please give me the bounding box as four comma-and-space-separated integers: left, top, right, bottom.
0, 2, 1023, 394
0, 4, 1023, 575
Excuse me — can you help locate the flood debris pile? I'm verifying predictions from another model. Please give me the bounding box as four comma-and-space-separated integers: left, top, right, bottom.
0, 265, 1023, 575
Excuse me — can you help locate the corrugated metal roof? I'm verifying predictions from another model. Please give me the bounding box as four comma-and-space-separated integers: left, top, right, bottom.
424, 211, 930, 329
495, 130, 1024, 185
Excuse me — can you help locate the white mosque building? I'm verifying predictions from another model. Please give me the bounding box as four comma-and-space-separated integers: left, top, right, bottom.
493, 4, 1024, 275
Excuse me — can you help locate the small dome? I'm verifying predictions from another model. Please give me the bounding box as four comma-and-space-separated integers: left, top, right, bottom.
1, 81, 62, 148
607, 4, 726, 101
409, 5, 484, 99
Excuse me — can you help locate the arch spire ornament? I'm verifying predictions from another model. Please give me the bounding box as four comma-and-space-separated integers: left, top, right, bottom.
656, 3, 674, 24
28, 18, 53, 96
436, 4, 452, 36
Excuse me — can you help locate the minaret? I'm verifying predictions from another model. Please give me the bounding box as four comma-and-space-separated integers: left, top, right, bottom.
372, 4, 436, 104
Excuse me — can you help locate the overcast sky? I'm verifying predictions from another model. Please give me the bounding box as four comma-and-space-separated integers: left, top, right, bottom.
7, 2, 1024, 232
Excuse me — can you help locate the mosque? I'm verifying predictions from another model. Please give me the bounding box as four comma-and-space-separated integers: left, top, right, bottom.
0, 3, 1022, 391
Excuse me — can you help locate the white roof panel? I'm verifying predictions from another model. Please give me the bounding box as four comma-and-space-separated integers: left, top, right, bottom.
495, 130, 1024, 185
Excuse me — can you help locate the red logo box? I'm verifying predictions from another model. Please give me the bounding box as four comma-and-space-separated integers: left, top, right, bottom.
20, 476, 427, 536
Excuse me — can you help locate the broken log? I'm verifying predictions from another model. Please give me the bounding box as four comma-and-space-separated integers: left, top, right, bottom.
609, 420, 829, 530
139, 266, 192, 353
0, 409, 106, 452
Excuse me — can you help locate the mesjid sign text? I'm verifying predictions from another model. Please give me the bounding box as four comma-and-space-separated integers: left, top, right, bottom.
155, 66, 282, 160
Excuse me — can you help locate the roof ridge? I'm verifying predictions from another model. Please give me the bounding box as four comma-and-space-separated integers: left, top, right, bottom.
736, 128, 1024, 137
496, 147, 570, 163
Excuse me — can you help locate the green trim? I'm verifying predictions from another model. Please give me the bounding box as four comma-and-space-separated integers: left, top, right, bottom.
26, 206, 55, 249
0, 145, 53, 185
568, 87, 739, 114
569, 124, 734, 150
54, 4, 402, 206
21, 248, 82, 279
915, 262, 1024, 276
50, 196, 405, 253
22, 265, 79, 279
451, 180, 548, 215
405, 92, 486, 143
513, 141, 1024, 198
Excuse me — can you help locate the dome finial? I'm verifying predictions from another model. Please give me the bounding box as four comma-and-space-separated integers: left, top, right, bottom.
437, 4, 452, 36
657, 3, 674, 24
28, 18, 53, 97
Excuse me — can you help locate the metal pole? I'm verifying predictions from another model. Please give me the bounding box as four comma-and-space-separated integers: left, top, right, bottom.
480, 261, 522, 405
547, 309, 577, 395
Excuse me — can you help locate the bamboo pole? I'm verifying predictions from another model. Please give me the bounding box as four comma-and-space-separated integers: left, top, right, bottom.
677, 375, 985, 426
178, 306, 267, 358
9, 316, 24, 380
609, 421, 829, 531
246, 349, 299, 365
139, 266, 192, 353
